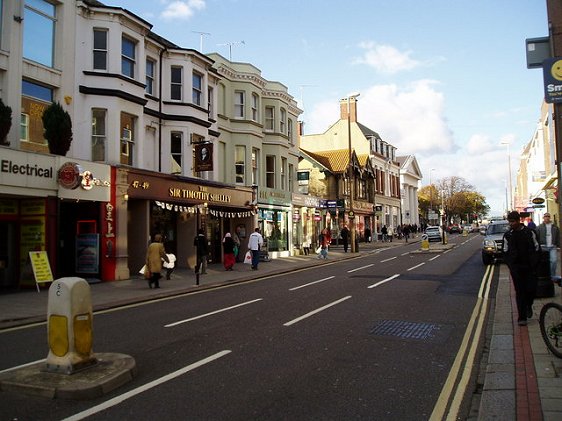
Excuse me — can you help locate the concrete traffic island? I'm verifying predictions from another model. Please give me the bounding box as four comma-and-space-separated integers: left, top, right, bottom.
0, 352, 136, 399
0, 278, 136, 399
411, 243, 455, 253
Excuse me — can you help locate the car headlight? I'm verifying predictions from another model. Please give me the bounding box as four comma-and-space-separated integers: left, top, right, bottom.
483, 239, 497, 250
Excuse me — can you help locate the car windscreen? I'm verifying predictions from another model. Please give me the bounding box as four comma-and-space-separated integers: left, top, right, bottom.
488, 224, 509, 235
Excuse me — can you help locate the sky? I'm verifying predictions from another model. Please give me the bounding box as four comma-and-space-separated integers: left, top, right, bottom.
108, 0, 549, 216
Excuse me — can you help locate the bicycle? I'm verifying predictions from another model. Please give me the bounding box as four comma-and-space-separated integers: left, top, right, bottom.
539, 277, 562, 358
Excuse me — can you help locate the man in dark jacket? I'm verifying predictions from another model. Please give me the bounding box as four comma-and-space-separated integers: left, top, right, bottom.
537, 212, 560, 278
193, 228, 208, 274
340, 225, 350, 252
503, 211, 540, 326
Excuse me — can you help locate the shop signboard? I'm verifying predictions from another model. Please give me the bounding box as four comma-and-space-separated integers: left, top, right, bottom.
543, 57, 562, 104
0, 148, 57, 194
57, 159, 111, 202
76, 234, 100, 274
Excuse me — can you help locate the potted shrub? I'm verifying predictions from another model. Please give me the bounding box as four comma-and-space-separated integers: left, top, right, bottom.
0, 99, 12, 146
42, 101, 73, 156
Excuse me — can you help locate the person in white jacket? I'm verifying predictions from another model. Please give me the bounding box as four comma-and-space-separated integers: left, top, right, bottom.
247, 228, 264, 270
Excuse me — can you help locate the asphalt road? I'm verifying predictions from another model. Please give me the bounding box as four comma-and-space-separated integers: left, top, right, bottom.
0, 234, 490, 420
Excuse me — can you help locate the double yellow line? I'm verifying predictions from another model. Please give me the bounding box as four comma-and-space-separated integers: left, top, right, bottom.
430, 264, 495, 420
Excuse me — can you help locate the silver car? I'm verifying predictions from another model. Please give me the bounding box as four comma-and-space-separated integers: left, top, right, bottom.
425, 226, 442, 242
481, 220, 509, 265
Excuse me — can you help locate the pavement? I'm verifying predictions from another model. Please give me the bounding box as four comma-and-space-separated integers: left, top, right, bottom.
0, 236, 561, 419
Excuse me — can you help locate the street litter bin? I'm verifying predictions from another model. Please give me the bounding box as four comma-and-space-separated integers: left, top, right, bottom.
536, 249, 555, 298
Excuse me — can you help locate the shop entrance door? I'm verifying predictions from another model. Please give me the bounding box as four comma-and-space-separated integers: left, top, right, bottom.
207, 218, 222, 264
0, 222, 17, 290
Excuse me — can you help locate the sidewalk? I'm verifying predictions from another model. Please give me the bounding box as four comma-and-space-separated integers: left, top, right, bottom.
477, 265, 562, 421
2, 237, 561, 419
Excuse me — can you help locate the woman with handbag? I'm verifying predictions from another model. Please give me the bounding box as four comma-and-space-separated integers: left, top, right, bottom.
223, 232, 236, 271
145, 234, 169, 289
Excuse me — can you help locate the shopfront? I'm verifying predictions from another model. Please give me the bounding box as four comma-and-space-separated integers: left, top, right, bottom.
125, 169, 254, 273
257, 187, 292, 258
291, 193, 321, 254
0, 149, 111, 290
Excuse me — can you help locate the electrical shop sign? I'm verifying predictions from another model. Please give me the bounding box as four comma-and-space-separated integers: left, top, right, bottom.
543, 57, 562, 103
0, 149, 57, 193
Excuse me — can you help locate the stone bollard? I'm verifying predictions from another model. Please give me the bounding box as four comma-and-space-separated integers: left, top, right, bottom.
45, 277, 97, 374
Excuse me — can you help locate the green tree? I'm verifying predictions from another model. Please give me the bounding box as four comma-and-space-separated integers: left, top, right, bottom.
0, 98, 12, 146
42, 102, 72, 156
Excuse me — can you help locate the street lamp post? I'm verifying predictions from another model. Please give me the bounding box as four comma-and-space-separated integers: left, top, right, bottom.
500, 140, 512, 211
429, 168, 435, 224
346, 92, 360, 253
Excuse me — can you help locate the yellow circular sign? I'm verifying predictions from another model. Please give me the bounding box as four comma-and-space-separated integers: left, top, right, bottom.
551, 59, 562, 81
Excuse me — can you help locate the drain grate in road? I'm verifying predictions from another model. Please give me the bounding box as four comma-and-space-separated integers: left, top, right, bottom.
370, 319, 440, 341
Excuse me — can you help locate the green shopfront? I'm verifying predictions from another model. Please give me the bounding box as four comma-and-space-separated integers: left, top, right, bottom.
257, 187, 292, 258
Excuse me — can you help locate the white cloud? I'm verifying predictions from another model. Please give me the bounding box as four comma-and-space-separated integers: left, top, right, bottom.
354, 42, 421, 74
304, 80, 517, 214
160, 0, 205, 20
306, 79, 455, 154
466, 134, 493, 155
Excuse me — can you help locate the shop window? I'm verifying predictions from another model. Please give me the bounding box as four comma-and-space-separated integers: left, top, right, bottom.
265, 106, 274, 131
91, 109, 106, 162
234, 91, 244, 118
21, 80, 52, 147
208, 87, 214, 117
251, 93, 259, 121
146, 58, 155, 95
23, 0, 55, 67
288, 119, 293, 144
193, 72, 203, 106
288, 163, 294, 192
93, 29, 108, 70
171, 66, 182, 101
235, 146, 245, 184
120, 113, 135, 165
280, 108, 286, 134
281, 157, 287, 190
252, 148, 259, 185
121, 36, 136, 78
266, 155, 275, 188
20, 113, 29, 142
171, 132, 182, 174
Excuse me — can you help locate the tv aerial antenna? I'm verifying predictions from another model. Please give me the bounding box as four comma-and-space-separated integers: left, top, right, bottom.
192, 31, 211, 53
217, 40, 245, 61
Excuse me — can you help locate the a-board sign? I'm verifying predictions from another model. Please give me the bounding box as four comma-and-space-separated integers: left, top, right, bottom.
29, 251, 54, 292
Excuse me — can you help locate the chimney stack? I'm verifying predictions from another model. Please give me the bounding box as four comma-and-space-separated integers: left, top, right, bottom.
340, 97, 358, 122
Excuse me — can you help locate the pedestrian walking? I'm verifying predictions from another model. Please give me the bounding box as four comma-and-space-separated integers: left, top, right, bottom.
302, 233, 311, 255
387, 226, 393, 242
381, 225, 388, 242
365, 227, 372, 243
223, 232, 236, 271
248, 227, 264, 270
340, 225, 350, 252
193, 228, 208, 274
145, 234, 169, 289
318, 228, 330, 259
402, 224, 410, 243
503, 211, 541, 326
537, 212, 560, 278
163, 252, 176, 280
232, 226, 242, 262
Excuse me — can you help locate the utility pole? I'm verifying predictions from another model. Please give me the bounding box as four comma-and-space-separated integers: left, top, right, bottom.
547, 0, 562, 260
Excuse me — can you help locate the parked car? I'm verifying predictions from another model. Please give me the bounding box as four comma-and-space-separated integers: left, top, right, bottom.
481, 220, 510, 265
425, 226, 442, 242
448, 224, 462, 234
462, 224, 472, 233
